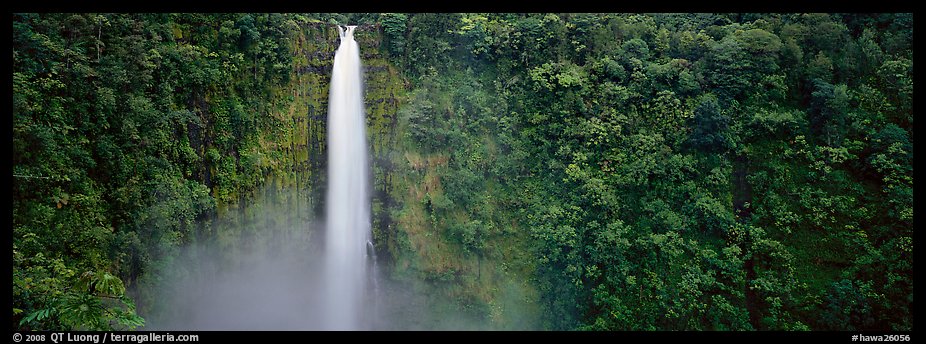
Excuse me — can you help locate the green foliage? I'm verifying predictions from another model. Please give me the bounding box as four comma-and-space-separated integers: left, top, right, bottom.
404, 14, 462, 80
13, 13, 308, 330
820, 279, 879, 330
389, 12, 912, 331
380, 13, 408, 58
688, 96, 733, 153
809, 80, 849, 146
13, 249, 144, 330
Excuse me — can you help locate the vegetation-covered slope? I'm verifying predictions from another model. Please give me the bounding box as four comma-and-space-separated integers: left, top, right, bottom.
383, 13, 913, 330
12, 13, 403, 330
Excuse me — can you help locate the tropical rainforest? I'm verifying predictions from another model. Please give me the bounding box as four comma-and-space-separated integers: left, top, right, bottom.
12, 13, 913, 331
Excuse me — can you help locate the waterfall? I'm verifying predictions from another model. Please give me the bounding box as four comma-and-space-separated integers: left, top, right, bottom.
323, 25, 373, 330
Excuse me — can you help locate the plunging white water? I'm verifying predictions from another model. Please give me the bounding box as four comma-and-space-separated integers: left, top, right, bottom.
323, 25, 372, 330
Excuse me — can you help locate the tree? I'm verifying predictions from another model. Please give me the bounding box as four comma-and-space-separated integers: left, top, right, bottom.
688, 96, 733, 153
809, 80, 849, 146
380, 13, 408, 58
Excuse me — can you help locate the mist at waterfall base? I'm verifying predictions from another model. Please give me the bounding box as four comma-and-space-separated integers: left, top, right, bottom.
139, 187, 511, 330
138, 26, 519, 330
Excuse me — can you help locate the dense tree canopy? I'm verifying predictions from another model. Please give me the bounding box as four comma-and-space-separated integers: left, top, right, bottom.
13, 12, 310, 330
387, 12, 913, 331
